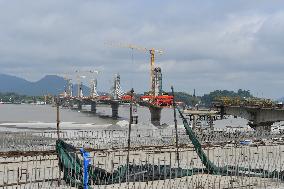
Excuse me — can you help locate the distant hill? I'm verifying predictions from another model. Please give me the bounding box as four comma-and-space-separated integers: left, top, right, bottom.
201, 89, 253, 107
165, 89, 253, 107
0, 74, 90, 96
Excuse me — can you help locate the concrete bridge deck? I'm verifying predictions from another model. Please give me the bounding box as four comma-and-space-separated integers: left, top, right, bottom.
215, 105, 284, 131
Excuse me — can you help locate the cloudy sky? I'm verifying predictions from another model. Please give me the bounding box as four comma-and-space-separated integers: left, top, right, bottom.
0, 0, 284, 98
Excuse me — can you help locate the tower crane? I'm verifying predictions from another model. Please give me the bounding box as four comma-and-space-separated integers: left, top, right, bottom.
75, 70, 100, 98
90, 70, 100, 98
75, 70, 84, 98
64, 77, 73, 98
106, 42, 163, 96
107, 42, 172, 107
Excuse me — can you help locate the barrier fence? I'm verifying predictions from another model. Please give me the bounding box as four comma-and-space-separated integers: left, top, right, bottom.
1, 144, 284, 188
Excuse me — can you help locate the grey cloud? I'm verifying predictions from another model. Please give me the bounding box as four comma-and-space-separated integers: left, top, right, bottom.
0, 0, 283, 98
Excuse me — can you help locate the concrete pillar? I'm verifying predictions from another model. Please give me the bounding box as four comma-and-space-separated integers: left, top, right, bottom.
192, 115, 196, 130
90, 101, 96, 113
111, 101, 119, 118
77, 101, 82, 110
149, 106, 162, 126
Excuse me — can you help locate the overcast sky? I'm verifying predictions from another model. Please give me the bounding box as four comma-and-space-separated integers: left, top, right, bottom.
0, 0, 284, 98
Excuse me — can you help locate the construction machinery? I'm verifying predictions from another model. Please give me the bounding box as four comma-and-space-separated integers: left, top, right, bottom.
110, 73, 124, 100
107, 42, 172, 107
75, 70, 100, 99
89, 71, 100, 98
63, 77, 73, 98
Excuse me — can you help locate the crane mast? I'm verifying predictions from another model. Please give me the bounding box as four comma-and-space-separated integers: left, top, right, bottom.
147, 48, 163, 96
64, 78, 72, 97
150, 49, 155, 95
75, 70, 100, 99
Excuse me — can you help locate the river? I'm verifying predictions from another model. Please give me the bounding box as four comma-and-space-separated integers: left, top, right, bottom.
0, 103, 251, 132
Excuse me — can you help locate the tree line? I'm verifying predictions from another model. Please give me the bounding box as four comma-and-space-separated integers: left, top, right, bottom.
172, 89, 253, 107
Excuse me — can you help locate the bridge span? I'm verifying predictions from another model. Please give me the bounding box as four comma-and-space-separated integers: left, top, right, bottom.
211, 97, 284, 131
215, 105, 284, 131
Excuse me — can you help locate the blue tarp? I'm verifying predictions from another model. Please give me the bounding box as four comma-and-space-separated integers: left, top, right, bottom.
80, 148, 91, 189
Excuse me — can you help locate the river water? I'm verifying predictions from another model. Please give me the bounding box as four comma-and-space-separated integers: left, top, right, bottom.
0, 104, 180, 131
0, 104, 251, 132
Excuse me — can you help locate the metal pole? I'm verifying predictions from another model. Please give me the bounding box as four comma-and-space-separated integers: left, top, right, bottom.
171, 86, 180, 167
127, 88, 134, 182
56, 97, 61, 186
56, 98, 60, 140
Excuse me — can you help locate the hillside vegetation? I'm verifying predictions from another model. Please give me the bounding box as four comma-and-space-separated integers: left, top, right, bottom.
173, 89, 253, 107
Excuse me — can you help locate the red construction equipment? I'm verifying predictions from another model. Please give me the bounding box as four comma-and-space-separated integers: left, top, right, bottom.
121, 95, 133, 102
141, 94, 173, 107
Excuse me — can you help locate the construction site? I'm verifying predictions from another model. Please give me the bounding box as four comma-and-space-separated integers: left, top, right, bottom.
1, 109, 284, 189
1, 43, 284, 189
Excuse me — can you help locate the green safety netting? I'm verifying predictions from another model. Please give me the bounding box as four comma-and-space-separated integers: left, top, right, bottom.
56, 139, 203, 188
176, 107, 284, 180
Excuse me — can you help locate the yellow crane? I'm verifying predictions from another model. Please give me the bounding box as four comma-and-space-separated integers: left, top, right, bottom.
106, 41, 163, 95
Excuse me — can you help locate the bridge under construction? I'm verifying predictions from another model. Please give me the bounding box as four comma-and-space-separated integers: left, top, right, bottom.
58, 43, 174, 126
214, 97, 284, 131
1, 43, 284, 188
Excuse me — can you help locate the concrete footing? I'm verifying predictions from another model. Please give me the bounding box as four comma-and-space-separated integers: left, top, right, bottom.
149, 106, 162, 126
111, 101, 119, 118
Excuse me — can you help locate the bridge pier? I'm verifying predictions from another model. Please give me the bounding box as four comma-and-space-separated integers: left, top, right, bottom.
111, 101, 119, 118
77, 101, 82, 110
90, 101, 96, 113
149, 106, 162, 126
218, 106, 284, 132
